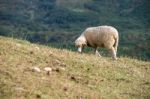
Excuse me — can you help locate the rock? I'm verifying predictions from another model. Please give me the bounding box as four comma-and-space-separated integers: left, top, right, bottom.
35, 46, 40, 50
44, 67, 52, 75
16, 43, 21, 47
15, 87, 25, 92
44, 67, 52, 72
32, 67, 41, 72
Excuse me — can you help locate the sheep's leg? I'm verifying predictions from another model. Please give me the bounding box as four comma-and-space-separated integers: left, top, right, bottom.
94, 48, 101, 57
78, 47, 82, 53
114, 37, 118, 53
109, 47, 117, 60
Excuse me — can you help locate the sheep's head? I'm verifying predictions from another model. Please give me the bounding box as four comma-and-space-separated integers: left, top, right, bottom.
75, 36, 87, 53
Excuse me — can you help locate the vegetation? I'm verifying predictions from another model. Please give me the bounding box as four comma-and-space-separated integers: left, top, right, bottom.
0, 36, 150, 99
0, 0, 150, 60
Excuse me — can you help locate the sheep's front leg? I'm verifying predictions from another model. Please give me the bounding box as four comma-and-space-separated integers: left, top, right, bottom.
94, 48, 101, 57
77, 46, 83, 53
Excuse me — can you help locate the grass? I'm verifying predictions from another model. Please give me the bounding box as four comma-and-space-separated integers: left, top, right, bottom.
0, 36, 150, 99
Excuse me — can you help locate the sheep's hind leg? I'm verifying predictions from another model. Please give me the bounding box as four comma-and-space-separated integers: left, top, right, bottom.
109, 47, 117, 60
94, 48, 101, 57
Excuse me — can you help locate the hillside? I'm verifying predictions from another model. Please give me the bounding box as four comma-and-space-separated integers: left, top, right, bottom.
0, 36, 150, 99
0, 0, 150, 60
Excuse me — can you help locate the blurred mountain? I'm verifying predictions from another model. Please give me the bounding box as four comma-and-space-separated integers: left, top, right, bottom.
0, 0, 150, 60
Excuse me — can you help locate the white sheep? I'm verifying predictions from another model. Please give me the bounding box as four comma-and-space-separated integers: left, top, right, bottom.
75, 25, 119, 60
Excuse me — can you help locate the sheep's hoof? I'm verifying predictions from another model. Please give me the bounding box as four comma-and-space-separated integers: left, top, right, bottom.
98, 55, 102, 58
95, 53, 101, 57
113, 57, 118, 60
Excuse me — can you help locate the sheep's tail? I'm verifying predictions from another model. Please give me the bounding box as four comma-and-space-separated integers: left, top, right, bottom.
114, 35, 119, 53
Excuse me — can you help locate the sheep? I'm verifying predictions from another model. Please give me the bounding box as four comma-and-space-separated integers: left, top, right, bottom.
75, 25, 119, 60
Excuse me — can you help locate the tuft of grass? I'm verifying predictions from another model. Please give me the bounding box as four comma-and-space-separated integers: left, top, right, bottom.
0, 36, 150, 99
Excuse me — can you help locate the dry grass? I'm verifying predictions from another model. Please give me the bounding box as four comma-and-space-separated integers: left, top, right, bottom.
0, 36, 150, 99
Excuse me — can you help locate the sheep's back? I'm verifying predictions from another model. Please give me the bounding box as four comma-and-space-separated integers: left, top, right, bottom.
97, 26, 118, 42
83, 26, 118, 47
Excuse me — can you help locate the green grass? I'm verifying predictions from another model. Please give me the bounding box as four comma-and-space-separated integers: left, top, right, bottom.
0, 36, 150, 99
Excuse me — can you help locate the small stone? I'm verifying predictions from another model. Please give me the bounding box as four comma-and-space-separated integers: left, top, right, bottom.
35, 46, 40, 50
44, 67, 52, 75
15, 87, 25, 92
44, 67, 52, 72
32, 67, 41, 72
16, 43, 21, 47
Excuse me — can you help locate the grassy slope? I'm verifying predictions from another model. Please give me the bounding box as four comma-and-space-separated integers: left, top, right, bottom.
0, 36, 150, 99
